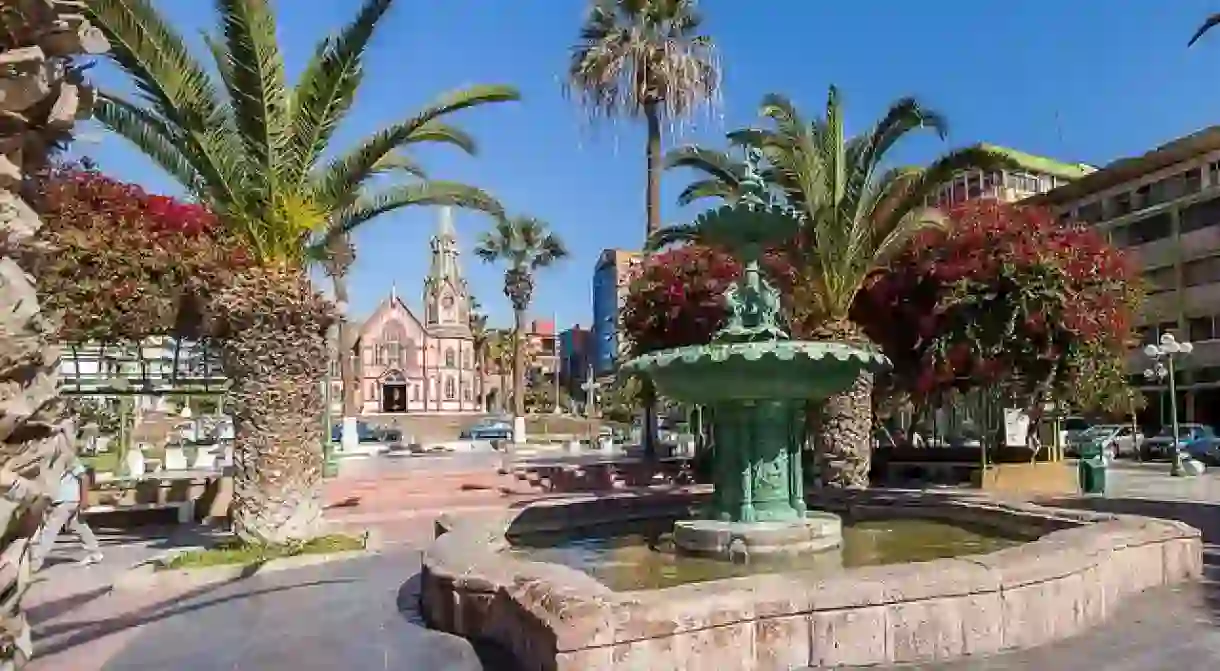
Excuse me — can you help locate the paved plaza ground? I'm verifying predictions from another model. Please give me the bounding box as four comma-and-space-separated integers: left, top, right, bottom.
22, 459, 1220, 670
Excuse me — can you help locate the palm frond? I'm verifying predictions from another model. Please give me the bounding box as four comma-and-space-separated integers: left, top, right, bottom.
322, 181, 505, 241
286, 0, 394, 188
87, 0, 244, 208
646, 223, 701, 250
1190, 12, 1220, 46
676, 179, 740, 206
93, 94, 205, 194
309, 85, 518, 208
566, 0, 720, 121
217, 0, 290, 205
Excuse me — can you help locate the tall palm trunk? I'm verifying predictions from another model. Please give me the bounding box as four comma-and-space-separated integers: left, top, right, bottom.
644, 101, 662, 238
809, 319, 874, 489
216, 266, 333, 543
1, 5, 107, 667
512, 310, 526, 417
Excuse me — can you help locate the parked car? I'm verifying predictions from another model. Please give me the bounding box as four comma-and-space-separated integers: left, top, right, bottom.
1185, 435, 1220, 465
1141, 424, 1216, 460
330, 421, 381, 444
1066, 424, 1143, 459
1061, 416, 1092, 445
460, 420, 512, 441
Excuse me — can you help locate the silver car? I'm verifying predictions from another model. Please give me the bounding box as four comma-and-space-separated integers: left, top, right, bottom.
1072, 424, 1143, 459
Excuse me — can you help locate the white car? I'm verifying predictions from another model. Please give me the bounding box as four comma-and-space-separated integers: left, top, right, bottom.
1072, 424, 1143, 459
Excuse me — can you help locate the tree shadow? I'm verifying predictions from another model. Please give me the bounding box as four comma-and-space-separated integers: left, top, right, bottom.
395, 572, 521, 671
33, 576, 358, 658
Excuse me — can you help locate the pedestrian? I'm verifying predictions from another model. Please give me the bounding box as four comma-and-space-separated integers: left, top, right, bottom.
30, 456, 103, 571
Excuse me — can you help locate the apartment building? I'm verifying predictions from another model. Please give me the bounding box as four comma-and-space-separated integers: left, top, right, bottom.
932, 143, 1096, 207
1028, 127, 1220, 427
592, 248, 642, 375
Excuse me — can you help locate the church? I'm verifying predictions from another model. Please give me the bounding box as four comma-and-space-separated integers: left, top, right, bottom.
352, 207, 495, 415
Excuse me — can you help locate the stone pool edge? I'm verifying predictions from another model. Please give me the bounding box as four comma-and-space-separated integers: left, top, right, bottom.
419, 490, 1203, 670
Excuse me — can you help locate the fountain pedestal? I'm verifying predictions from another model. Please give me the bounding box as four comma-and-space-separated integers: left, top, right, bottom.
620, 147, 889, 561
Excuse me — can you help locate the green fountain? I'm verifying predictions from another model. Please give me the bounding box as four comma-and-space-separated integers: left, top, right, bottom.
621, 149, 890, 560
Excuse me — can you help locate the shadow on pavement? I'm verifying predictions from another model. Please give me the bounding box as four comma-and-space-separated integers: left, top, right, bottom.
34, 577, 356, 658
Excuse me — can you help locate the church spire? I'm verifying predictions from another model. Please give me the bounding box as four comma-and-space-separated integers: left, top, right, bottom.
423, 206, 470, 334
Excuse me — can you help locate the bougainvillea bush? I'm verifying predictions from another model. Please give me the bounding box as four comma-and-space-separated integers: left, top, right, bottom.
620, 245, 794, 355
852, 199, 1143, 412
30, 164, 252, 342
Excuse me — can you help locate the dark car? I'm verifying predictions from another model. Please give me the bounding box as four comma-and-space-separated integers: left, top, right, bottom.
1141, 424, 1215, 460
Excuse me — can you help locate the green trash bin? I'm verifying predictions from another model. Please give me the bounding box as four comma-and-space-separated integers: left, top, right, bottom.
1077, 440, 1107, 495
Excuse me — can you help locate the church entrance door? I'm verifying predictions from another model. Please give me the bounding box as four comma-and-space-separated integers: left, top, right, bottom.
381, 370, 408, 413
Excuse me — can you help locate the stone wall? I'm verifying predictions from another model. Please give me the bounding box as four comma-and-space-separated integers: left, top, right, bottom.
421, 493, 1203, 670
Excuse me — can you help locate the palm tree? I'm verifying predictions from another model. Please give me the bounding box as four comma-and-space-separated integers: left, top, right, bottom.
0, 5, 107, 667
567, 0, 720, 239
85, 0, 518, 542
468, 298, 490, 410
487, 329, 513, 413
474, 217, 568, 438
655, 88, 1014, 488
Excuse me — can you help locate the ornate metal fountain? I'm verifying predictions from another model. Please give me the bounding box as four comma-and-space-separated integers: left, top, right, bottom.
621, 149, 890, 559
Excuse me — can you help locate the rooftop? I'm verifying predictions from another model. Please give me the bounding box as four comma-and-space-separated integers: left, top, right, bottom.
977, 143, 1096, 181
1028, 125, 1220, 206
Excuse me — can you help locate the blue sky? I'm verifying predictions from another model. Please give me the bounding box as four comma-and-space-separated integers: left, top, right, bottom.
80, 0, 1220, 329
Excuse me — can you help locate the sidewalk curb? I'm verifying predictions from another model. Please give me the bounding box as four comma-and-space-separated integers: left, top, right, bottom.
110, 528, 383, 593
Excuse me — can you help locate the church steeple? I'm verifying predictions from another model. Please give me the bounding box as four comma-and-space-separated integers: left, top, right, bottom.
423, 206, 470, 334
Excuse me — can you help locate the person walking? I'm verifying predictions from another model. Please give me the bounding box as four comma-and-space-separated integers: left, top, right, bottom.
30, 456, 102, 571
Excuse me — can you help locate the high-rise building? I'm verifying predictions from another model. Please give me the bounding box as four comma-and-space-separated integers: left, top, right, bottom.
1026, 127, 1220, 427
932, 143, 1095, 207
559, 325, 591, 391
591, 249, 642, 375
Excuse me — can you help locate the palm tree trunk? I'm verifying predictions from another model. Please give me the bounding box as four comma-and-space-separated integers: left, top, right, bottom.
512, 311, 526, 418
809, 320, 875, 489
217, 266, 331, 543
1, 7, 107, 668
644, 101, 662, 238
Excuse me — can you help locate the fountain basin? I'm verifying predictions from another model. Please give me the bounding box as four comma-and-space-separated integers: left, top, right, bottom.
420, 489, 1202, 670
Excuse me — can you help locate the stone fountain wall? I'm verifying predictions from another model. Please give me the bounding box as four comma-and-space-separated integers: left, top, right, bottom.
420, 491, 1202, 670
0, 2, 107, 666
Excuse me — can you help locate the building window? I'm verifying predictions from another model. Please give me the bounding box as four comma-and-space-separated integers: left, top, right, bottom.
462, 382, 471, 401
1189, 315, 1217, 342
1109, 192, 1132, 218
1077, 201, 1103, 224
1183, 255, 1220, 287
1180, 196, 1220, 234
368, 382, 377, 400
444, 378, 456, 400
1186, 168, 1203, 195
444, 347, 455, 367
1209, 161, 1220, 187
374, 346, 385, 366
1143, 266, 1176, 294
1127, 212, 1171, 245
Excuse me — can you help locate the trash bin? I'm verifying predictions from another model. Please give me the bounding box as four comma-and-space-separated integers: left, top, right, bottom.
1077, 440, 1107, 495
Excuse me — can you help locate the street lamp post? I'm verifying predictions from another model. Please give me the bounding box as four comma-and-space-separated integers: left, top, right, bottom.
322, 302, 345, 478
1142, 333, 1194, 476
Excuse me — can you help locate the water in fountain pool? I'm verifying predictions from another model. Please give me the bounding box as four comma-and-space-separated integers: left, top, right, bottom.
508, 517, 1030, 591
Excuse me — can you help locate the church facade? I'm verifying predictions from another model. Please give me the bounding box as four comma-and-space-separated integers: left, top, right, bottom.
352, 207, 495, 415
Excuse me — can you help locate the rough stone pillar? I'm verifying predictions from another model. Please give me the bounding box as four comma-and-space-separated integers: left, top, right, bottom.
0, 2, 107, 668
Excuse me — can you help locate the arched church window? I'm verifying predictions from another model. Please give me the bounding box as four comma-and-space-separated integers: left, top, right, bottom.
374, 346, 385, 366
462, 382, 471, 401
445, 347, 455, 367
444, 378, 456, 400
